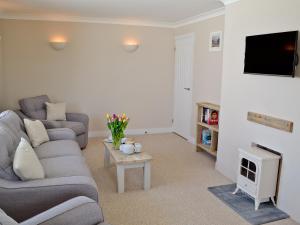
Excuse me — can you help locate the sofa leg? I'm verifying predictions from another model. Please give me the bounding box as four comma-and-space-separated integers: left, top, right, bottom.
77, 134, 88, 150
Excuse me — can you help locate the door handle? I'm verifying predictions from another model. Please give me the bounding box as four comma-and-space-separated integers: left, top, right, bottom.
184, 88, 191, 91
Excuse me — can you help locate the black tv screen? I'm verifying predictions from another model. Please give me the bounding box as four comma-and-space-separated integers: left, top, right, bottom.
244, 31, 298, 77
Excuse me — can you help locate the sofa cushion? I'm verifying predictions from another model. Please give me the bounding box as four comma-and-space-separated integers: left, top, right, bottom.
43, 120, 85, 135
0, 110, 30, 181
45, 102, 66, 121
13, 138, 45, 181
0, 128, 17, 180
35, 140, 82, 159
0, 127, 20, 180
40, 156, 92, 178
19, 95, 50, 120
0, 111, 30, 147
24, 119, 49, 147
0, 166, 19, 181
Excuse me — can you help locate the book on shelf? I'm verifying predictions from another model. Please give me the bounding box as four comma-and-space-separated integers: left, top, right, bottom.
202, 107, 219, 126
202, 129, 211, 146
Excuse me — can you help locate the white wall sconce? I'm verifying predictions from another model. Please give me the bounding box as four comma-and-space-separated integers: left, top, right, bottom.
49, 36, 67, 50
123, 39, 139, 53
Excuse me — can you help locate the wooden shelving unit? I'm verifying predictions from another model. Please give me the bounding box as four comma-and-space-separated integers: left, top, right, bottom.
196, 102, 220, 157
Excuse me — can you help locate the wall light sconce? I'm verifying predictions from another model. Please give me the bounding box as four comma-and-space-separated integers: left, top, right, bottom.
123, 39, 139, 53
49, 36, 67, 50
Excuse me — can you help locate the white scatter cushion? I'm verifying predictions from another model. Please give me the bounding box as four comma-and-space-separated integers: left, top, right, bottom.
45, 102, 66, 121
13, 138, 45, 181
24, 119, 49, 147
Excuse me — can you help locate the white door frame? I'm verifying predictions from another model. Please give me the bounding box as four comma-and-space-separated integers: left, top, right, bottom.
173, 32, 195, 143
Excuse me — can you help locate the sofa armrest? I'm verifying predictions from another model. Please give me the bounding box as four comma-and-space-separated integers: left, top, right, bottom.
0, 209, 19, 225
47, 128, 76, 141
66, 113, 89, 130
14, 111, 59, 131
14, 110, 29, 120
40, 120, 61, 129
15, 112, 66, 135
0, 177, 98, 222
20, 196, 104, 225
14, 110, 30, 131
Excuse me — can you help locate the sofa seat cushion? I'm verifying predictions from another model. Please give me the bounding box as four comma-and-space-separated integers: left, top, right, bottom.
24, 119, 49, 147
40, 156, 92, 178
35, 140, 82, 159
43, 121, 85, 135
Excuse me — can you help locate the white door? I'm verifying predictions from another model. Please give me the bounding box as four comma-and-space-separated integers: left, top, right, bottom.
173, 33, 194, 140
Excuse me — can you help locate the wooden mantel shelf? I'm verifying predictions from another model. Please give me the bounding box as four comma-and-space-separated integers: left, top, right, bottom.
247, 112, 293, 133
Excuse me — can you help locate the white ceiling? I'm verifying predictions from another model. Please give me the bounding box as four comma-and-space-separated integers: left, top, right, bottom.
0, 0, 225, 27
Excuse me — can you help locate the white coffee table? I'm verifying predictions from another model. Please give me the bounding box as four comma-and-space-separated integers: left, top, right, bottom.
103, 141, 152, 193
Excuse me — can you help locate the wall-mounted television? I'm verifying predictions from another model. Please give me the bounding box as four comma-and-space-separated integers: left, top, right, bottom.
244, 31, 299, 77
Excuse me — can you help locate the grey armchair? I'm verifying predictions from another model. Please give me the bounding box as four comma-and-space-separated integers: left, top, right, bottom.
16, 95, 89, 149
0, 196, 109, 225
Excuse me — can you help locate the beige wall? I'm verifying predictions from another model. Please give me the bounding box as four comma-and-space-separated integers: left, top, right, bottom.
174, 16, 224, 139
0, 19, 175, 133
216, 0, 300, 222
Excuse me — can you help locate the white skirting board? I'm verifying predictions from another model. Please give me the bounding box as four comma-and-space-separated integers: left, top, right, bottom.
188, 137, 196, 145
88, 127, 174, 138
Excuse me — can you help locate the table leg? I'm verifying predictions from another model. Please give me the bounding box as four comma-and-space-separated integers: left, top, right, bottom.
271, 197, 276, 206
232, 187, 239, 195
255, 199, 261, 211
144, 161, 151, 191
117, 165, 125, 193
104, 146, 110, 168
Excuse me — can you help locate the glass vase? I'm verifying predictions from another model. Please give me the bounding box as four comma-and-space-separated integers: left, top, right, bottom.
111, 131, 124, 150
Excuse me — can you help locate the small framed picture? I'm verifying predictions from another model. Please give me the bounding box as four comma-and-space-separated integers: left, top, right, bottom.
209, 31, 222, 52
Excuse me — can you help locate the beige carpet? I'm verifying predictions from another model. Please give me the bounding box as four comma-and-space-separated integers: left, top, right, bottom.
83, 133, 299, 225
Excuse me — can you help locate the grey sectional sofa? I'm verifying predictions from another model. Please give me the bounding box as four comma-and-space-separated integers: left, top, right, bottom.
0, 196, 109, 225
16, 95, 89, 149
0, 110, 99, 222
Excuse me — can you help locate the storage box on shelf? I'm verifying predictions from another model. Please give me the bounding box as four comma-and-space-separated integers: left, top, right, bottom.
196, 102, 220, 157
